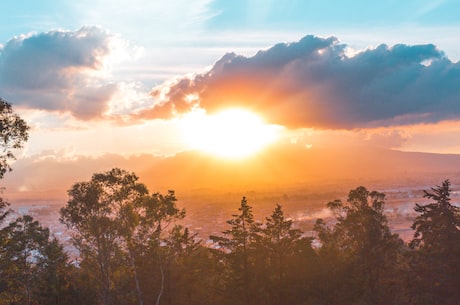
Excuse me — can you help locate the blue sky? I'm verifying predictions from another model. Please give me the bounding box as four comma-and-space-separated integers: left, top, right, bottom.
3, 0, 459, 34
1, 1, 459, 100
2, 1, 459, 61
0, 0, 459, 159
207, 0, 459, 29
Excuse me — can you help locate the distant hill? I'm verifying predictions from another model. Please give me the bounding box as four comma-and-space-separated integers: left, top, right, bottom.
138, 144, 460, 190
2, 143, 460, 203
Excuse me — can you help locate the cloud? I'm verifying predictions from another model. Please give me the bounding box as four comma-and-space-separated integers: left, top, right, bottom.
360, 129, 411, 149
144, 35, 460, 129
0, 26, 134, 120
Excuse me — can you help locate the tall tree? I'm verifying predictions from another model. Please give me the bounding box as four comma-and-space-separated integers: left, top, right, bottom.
0, 98, 29, 300
408, 180, 460, 305
314, 186, 404, 305
211, 197, 260, 305
410, 180, 460, 251
0, 215, 50, 305
161, 225, 201, 305
134, 190, 185, 305
61, 169, 186, 305
259, 204, 314, 305
35, 237, 77, 305
60, 168, 148, 305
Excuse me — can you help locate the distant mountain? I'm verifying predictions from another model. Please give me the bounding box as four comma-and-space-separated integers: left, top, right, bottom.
138, 144, 460, 191
2, 144, 460, 203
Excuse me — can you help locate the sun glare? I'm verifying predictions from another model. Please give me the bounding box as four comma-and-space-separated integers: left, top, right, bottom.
181, 108, 281, 158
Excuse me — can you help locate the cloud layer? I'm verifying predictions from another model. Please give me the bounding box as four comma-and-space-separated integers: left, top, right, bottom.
0, 26, 129, 119
147, 35, 460, 128
2, 30, 459, 129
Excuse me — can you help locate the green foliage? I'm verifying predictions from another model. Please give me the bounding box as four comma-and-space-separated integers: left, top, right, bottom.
212, 197, 260, 253
314, 186, 404, 305
258, 204, 317, 305
0, 214, 90, 305
408, 180, 460, 305
34, 238, 82, 305
2, 168, 459, 305
0, 198, 11, 226
0, 199, 11, 254
60, 168, 188, 305
410, 180, 460, 251
0, 98, 29, 179
211, 197, 261, 305
211, 199, 319, 305
0, 215, 51, 304
60, 168, 149, 305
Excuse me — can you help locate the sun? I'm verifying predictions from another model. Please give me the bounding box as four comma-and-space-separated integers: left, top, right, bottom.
180, 108, 281, 159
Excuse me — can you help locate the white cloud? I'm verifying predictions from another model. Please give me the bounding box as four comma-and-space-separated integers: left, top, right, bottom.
0, 26, 144, 120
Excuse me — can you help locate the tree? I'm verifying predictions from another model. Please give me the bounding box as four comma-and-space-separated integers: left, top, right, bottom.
0, 98, 29, 299
0, 215, 50, 305
408, 180, 460, 305
0, 198, 12, 251
0, 98, 29, 179
35, 237, 77, 305
0, 97, 32, 303
60, 168, 149, 305
161, 225, 201, 305
134, 190, 185, 305
410, 180, 460, 251
60, 168, 186, 305
259, 204, 315, 305
0, 198, 11, 226
211, 197, 261, 305
314, 186, 404, 305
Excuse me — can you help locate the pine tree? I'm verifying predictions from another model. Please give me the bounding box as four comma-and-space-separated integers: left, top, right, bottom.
409, 180, 460, 305
260, 204, 314, 305
210, 197, 260, 305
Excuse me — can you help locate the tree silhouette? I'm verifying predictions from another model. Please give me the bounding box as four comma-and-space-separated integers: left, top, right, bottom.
408, 180, 460, 305
211, 197, 261, 305
0, 215, 50, 305
410, 180, 460, 251
60, 168, 188, 305
34, 237, 77, 305
0, 98, 29, 179
136, 190, 185, 305
60, 168, 148, 305
314, 186, 404, 305
259, 204, 315, 305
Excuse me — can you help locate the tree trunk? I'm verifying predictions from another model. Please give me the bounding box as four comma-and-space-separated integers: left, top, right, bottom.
98, 255, 112, 305
155, 252, 165, 305
128, 246, 144, 305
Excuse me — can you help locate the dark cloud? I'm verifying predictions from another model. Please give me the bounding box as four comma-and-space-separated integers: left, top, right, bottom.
147, 35, 460, 128
0, 26, 120, 119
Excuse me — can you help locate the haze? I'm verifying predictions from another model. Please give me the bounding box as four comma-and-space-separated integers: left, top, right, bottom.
0, 0, 459, 235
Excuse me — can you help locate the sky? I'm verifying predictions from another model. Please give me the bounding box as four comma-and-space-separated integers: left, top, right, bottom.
1, 0, 460, 170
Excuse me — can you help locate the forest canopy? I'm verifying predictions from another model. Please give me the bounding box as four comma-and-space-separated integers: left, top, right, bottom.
1, 167, 458, 305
